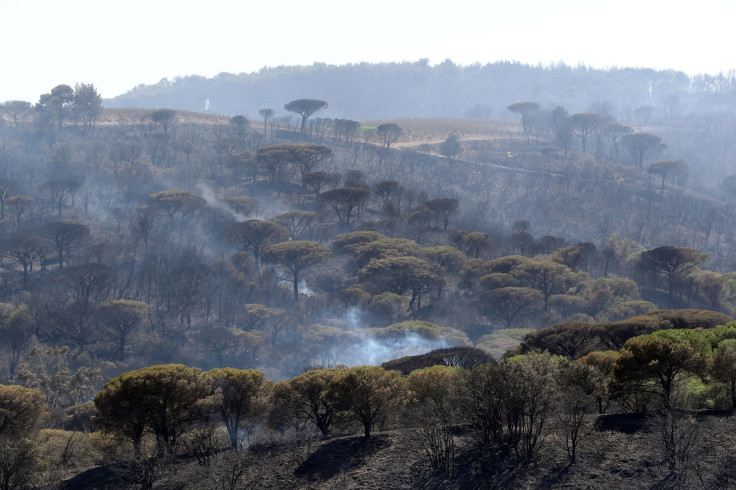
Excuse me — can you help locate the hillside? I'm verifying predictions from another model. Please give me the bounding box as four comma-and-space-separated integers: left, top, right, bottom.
3, 80, 736, 488
104, 61, 736, 121
58, 412, 736, 489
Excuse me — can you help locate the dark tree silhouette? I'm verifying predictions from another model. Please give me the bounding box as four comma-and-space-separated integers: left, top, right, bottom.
284, 99, 327, 132
639, 246, 707, 305
222, 220, 288, 270
377, 123, 403, 153
321, 187, 371, 225
262, 241, 330, 302
44, 220, 90, 271
621, 133, 664, 167
507, 101, 540, 142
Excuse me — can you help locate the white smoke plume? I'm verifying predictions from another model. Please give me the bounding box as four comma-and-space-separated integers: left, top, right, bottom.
195, 184, 249, 222
335, 307, 451, 367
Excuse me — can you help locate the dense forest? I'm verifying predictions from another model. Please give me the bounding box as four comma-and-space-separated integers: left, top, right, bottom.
2, 65, 736, 487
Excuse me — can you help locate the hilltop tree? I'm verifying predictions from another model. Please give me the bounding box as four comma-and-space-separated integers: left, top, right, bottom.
339, 236, 422, 272
511, 259, 571, 312
37, 84, 75, 129
423, 246, 468, 273
439, 134, 461, 162
72, 83, 103, 131
259, 108, 275, 137
284, 99, 327, 132
507, 101, 540, 142
377, 123, 403, 153
262, 241, 330, 302
1, 100, 31, 127
373, 179, 400, 207
150, 108, 176, 134
569, 112, 607, 153
256, 145, 291, 182
230, 115, 249, 148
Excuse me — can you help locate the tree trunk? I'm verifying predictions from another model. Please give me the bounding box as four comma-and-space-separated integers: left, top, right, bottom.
293, 269, 300, 303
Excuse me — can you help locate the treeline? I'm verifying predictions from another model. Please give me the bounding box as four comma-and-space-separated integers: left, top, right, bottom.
2, 85, 736, 388
104, 60, 736, 122
5, 312, 736, 486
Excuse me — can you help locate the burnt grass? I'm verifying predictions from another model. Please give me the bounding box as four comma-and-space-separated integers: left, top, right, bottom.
60, 412, 736, 489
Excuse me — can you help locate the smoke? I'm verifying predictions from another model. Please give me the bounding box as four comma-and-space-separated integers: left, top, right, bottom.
335, 307, 451, 367
347, 332, 450, 366
299, 280, 314, 297
195, 184, 249, 222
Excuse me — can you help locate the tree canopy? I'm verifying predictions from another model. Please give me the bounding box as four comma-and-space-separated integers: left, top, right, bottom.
284, 99, 328, 132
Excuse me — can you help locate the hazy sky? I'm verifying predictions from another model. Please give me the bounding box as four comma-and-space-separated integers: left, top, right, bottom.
1, 0, 734, 103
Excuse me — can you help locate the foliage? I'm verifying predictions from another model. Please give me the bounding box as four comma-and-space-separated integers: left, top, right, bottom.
277, 367, 344, 436
478, 287, 544, 329
461, 354, 558, 460
96, 300, 149, 361
476, 328, 534, 359
284, 99, 328, 132
94, 364, 210, 456
206, 368, 268, 449
615, 331, 710, 410
381, 347, 491, 374
370, 321, 471, 348
262, 241, 330, 301
406, 365, 462, 475
326, 366, 408, 438
0, 384, 47, 438
359, 256, 443, 312
0, 437, 39, 490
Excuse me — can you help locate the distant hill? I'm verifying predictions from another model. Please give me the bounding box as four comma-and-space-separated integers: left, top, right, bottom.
104, 61, 736, 121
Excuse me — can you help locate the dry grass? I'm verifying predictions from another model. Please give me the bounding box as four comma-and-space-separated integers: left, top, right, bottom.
362, 118, 522, 149
97, 108, 230, 126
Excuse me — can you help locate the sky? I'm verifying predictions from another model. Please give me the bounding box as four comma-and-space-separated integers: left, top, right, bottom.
1, 0, 734, 103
